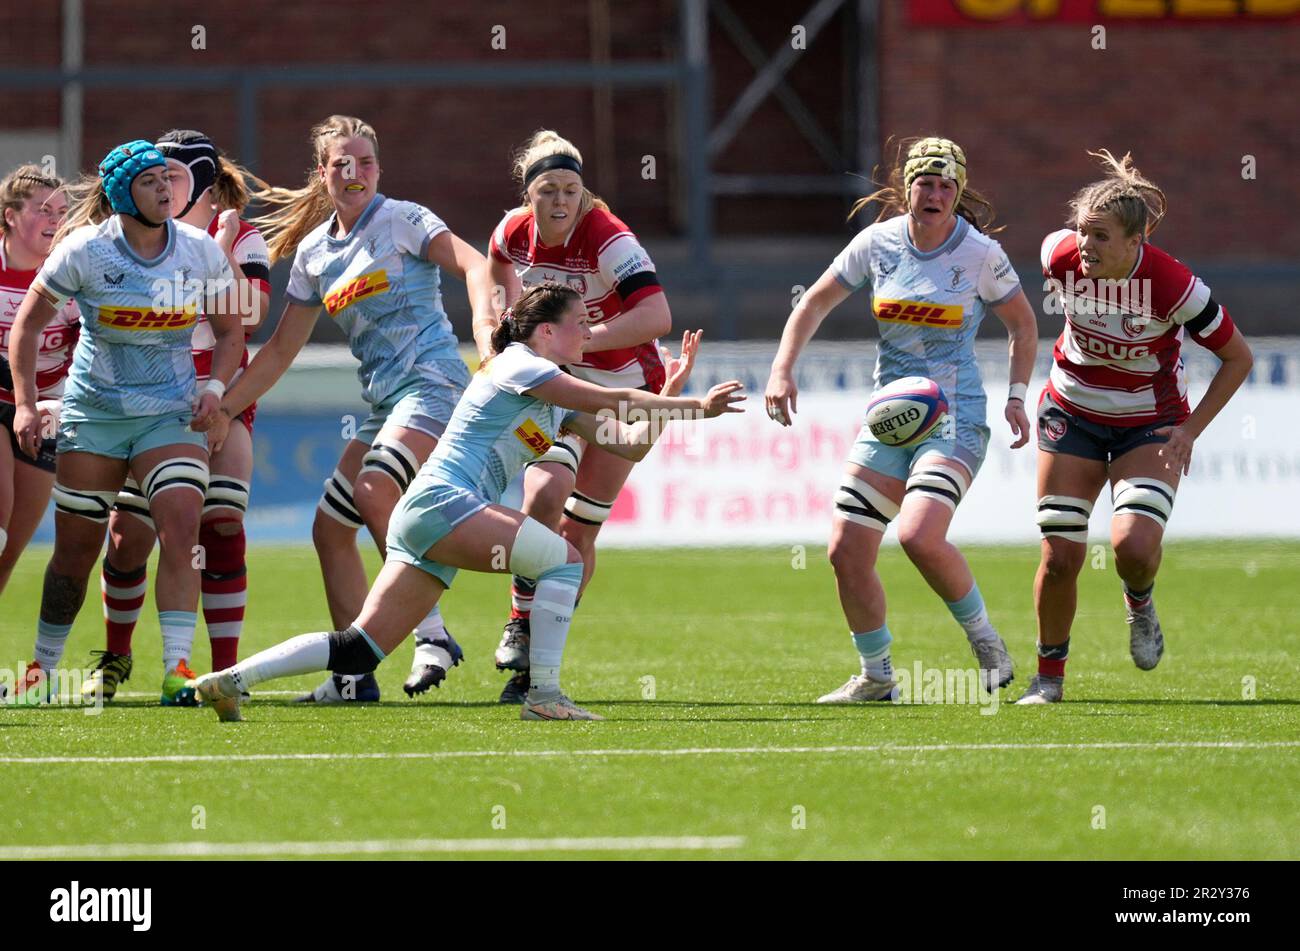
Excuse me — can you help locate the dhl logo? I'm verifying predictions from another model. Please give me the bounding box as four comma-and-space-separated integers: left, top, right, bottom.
873, 298, 963, 329
324, 269, 389, 315
513, 418, 552, 457
98, 306, 196, 331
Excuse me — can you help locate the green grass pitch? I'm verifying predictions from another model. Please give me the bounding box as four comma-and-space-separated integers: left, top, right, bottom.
2, 541, 1297, 859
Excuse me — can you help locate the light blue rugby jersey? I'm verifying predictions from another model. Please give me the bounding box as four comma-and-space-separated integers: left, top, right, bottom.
417, 344, 578, 502
285, 194, 462, 405
831, 213, 1021, 426
36, 217, 233, 419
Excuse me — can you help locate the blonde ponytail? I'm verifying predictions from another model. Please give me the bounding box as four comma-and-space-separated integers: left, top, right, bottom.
50, 174, 112, 248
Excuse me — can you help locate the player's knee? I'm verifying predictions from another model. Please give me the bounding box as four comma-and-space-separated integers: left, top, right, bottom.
833, 474, 899, 537
828, 529, 873, 577
509, 516, 573, 579
352, 473, 397, 527
898, 524, 946, 568
1112, 530, 1160, 570
1041, 538, 1087, 580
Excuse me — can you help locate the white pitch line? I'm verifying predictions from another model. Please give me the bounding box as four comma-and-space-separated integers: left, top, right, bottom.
1, 740, 1296, 766
0, 835, 746, 860
114, 690, 302, 698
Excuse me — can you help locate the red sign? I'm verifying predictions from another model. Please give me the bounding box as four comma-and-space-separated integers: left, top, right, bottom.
908, 0, 1300, 25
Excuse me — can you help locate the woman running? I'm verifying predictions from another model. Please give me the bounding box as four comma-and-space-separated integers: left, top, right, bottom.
6, 139, 249, 704
0, 166, 76, 597
85, 130, 272, 702
1018, 150, 1253, 704
484, 130, 673, 703
209, 115, 498, 703
191, 283, 743, 722
765, 136, 1038, 703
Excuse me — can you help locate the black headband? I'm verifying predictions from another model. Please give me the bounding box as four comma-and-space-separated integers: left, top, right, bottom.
523, 154, 582, 188
155, 130, 218, 218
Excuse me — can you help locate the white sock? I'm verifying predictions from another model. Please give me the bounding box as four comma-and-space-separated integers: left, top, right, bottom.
229, 632, 331, 694
527, 565, 582, 699
946, 584, 998, 644
411, 607, 452, 669
159, 610, 197, 670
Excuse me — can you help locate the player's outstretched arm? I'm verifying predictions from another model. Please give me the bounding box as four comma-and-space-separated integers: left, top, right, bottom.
428, 231, 498, 362
543, 331, 744, 462
218, 301, 321, 419
765, 266, 851, 427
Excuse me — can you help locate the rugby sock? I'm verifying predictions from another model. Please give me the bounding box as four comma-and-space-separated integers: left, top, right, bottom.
159, 610, 198, 671
945, 582, 998, 644
510, 575, 536, 620
851, 625, 893, 681
199, 521, 247, 670
34, 618, 73, 671
228, 630, 333, 694
101, 562, 147, 656
1037, 638, 1070, 679
527, 563, 582, 699
412, 606, 452, 669
1123, 582, 1154, 612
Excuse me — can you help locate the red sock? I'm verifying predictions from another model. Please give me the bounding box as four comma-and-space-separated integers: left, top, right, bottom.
510, 576, 536, 620
1037, 637, 1069, 679
101, 562, 147, 656
200, 520, 247, 670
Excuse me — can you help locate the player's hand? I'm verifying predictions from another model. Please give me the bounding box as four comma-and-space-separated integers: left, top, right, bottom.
1153, 424, 1194, 476
213, 209, 240, 254
205, 408, 232, 455
12, 402, 41, 460
697, 380, 746, 418
1005, 398, 1030, 449
190, 391, 222, 431
660, 330, 701, 397
764, 367, 797, 427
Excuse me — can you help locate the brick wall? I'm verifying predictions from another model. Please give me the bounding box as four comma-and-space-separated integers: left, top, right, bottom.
877, 0, 1300, 265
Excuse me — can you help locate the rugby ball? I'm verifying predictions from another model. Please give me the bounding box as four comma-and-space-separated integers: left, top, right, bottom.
864, 376, 948, 447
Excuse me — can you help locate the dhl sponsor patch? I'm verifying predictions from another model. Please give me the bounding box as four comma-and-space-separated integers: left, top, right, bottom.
513, 418, 552, 457
873, 298, 963, 329
98, 306, 197, 331
324, 269, 389, 315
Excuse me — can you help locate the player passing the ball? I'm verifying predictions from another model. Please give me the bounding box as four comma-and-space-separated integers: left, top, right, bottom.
190, 283, 744, 722
1018, 150, 1253, 704
765, 137, 1038, 703
483, 130, 674, 704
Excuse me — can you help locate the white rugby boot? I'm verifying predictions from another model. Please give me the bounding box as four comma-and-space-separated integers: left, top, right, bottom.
816, 673, 899, 704
188, 670, 243, 722
521, 693, 605, 721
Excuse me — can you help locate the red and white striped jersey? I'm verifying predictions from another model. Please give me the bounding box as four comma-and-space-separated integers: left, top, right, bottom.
192, 216, 271, 382
1041, 229, 1237, 426
0, 240, 79, 402
489, 206, 665, 390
